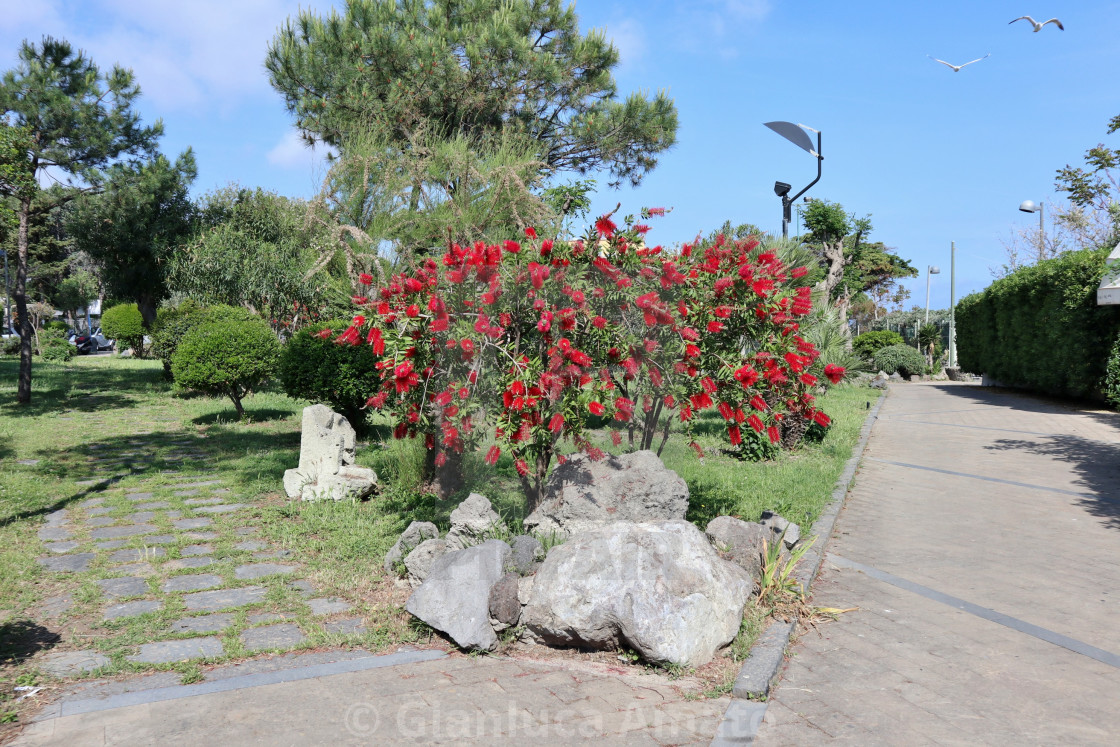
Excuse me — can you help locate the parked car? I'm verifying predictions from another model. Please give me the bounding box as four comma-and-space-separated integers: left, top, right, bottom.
90, 327, 114, 351
68, 329, 94, 355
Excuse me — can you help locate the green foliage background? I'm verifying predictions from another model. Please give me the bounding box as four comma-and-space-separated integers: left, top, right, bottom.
956, 247, 1120, 398
278, 320, 380, 431
852, 330, 905, 359
100, 303, 145, 355
872, 344, 926, 378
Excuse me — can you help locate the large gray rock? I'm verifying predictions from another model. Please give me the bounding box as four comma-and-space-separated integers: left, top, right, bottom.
406, 540, 512, 651
523, 451, 689, 537
706, 515, 787, 581
521, 521, 754, 667
758, 511, 801, 549
508, 535, 543, 575
445, 493, 503, 549
384, 521, 439, 573
403, 538, 450, 588
283, 405, 377, 501
488, 572, 522, 631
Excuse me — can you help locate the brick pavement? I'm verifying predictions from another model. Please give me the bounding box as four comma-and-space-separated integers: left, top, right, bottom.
755, 382, 1120, 745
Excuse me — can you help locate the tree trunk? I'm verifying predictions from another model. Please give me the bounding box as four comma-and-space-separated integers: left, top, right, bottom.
430, 448, 464, 500
16, 197, 33, 405
228, 386, 245, 420
137, 294, 158, 330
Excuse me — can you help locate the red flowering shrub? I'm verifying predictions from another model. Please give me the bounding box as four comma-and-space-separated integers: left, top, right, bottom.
333, 210, 842, 508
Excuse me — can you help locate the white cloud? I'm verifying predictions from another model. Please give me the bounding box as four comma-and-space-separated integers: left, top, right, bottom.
606, 18, 647, 71
267, 129, 334, 171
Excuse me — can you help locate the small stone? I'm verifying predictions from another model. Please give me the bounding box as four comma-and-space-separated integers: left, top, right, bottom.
173, 518, 213, 530
140, 534, 178, 544
253, 550, 292, 560
38, 526, 73, 541
134, 502, 170, 510
234, 540, 266, 552
181, 544, 212, 556
44, 509, 69, 525
183, 586, 266, 611
162, 574, 224, 593
95, 540, 128, 551
235, 527, 255, 536
403, 539, 449, 587
91, 524, 157, 539
289, 580, 315, 597
170, 613, 234, 634
86, 517, 118, 527
248, 612, 293, 624
509, 535, 543, 575
307, 597, 351, 615
241, 624, 305, 652
759, 511, 801, 549
183, 497, 223, 506
127, 637, 224, 664
174, 489, 199, 496
109, 547, 166, 563
488, 573, 521, 628
383, 521, 439, 573
446, 493, 503, 550
128, 511, 157, 523
104, 600, 163, 620
38, 554, 95, 572
193, 504, 248, 514
235, 563, 296, 580
164, 557, 214, 570
38, 650, 110, 678
185, 532, 219, 541
96, 576, 149, 599
112, 563, 155, 576
44, 541, 81, 554
324, 618, 366, 635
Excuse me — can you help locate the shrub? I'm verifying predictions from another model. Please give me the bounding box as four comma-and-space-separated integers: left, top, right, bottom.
852, 329, 904, 359
873, 344, 926, 378
151, 302, 254, 380
956, 247, 1120, 398
1106, 334, 1120, 409
2, 336, 20, 356
278, 320, 380, 431
46, 320, 69, 333
171, 316, 281, 419
39, 328, 74, 362
101, 303, 146, 357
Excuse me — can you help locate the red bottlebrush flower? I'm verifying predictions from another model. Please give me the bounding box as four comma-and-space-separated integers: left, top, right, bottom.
680, 327, 700, 342
393, 422, 409, 439
792, 266, 808, 278
614, 397, 634, 421
537, 316, 551, 333
824, 364, 846, 384
718, 401, 734, 420
685, 343, 701, 359
750, 395, 768, 411
689, 391, 713, 410
707, 320, 725, 334
589, 401, 605, 415
690, 441, 704, 458
648, 207, 666, 217
680, 405, 693, 421
435, 452, 447, 467
358, 273, 373, 285
485, 446, 501, 465
813, 410, 832, 427
525, 226, 537, 239
701, 376, 718, 394
784, 352, 806, 372
767, 425, 781, 444
316, 329, 332, 339
664, 394, 676, 408
515, 458, 529, 476
734, 365, 759, 387
503, 240, 521, 254
541, 239, 554, 256
591, 315, 608, 329
548, 412, 565, 433
595, 215, 617, 238
800, 373, 819, 387
747, 414, 764, 433
405, 304, 420, 318
431, 316, 449, 332
728, 426, 742, 446
610, 430, 622, 446
649, 367, 663, 387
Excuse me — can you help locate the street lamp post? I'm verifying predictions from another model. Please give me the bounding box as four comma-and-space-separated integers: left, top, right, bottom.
949, 241, 957, 369
1019, 200, 1044, 262
925, 265, 940, 325
764, 122, 823, 238
0, 249, 8, 335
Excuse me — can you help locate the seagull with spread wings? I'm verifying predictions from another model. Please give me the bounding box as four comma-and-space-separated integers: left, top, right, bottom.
1009, 16, 1064, 32
927, 54, 990, 72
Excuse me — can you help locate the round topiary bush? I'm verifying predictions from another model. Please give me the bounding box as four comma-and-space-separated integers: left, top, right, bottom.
152, 302, 254, 380
852, 329, 905, 360
171, 316, 281, 419
278, 320, 380, 432
100, 303, 146, 357
873, 344, 927, 378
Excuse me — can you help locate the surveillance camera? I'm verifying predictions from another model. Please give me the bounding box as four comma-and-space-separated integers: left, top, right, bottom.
773, 181, 791, 197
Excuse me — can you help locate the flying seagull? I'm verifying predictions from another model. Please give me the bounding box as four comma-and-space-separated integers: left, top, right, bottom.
1009, 16, 1064, 31
927, 54, 990, 72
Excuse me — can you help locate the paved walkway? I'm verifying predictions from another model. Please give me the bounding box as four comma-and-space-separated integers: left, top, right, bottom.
755, 382, 1120, 745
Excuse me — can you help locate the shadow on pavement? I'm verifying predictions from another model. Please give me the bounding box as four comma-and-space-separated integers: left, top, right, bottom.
927, 383, 1120, 438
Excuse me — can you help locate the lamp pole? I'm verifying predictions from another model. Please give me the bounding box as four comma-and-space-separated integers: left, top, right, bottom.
1019, 200, 1045, 262
1, 249, 8, 336
948, 241, 957, 369
925, 265, 941, 324
764, 122, 823, 239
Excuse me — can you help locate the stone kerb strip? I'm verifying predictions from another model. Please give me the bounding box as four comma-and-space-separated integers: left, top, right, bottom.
712, 390, 887, 744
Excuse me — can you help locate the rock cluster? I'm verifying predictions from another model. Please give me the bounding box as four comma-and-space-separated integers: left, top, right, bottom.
283, 405, 377, 501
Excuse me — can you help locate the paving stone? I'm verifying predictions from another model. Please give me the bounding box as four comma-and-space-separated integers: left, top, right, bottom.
125, 492, 154, 501
38, 650, 110, 678
184, 531, 219, 541
164, 557, 214, 570
247, 612, 294, 624
162, 573, 224, 592
37, 554, 94, 572
234, 540, 266, 552
140, 534, 178, 545
241, 624, 305, 652
109, 547, 166, 563
324, 618, 366, 635
39, 594, 73, 618
75, 479, 99, 486
80, 498, 105, 508
212, 488, 231, 494
173, 489, 199, 496
183, 497, 223, 506
182, 586, 266, 611
307, 597, 351, 616
17, 458, 41, 466
90, 524, 157, 539
169, 613, 235, 634
127, 637, 224, 664
86, 507, 112, 517
173, 518, 213, 530
38, 526, 73, 541
253, 550, 293, 560
181, 544, 213, 556
133, 502, 170, 510
288, 579, 316, 597
95, 540, 129, 551
193, 504, 247, 514
111, 562, 155, 576
176, 480, 222, 488
235, 563, 296, 580
235, 527, 255, 536
128, 511, 158, 523
44, 509, 69, 525
96, 576, 149, 599
86, 516, 117, 527
44, 541, 81, 554
103, 600, 163, 620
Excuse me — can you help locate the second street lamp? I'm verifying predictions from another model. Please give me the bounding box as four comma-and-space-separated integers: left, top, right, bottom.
1019, 200, 1045, 262
764, 121, 823, 238
925, 265, 940, 324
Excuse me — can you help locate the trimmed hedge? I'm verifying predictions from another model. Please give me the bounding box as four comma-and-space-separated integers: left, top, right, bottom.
1106, 334, 1120, 409
152, 302, 254, 380
852, 330, 904, 359
873, 344, 926, 378
172, 316, 281, 419
956, 247, 1120, 399
278, 320, 379, 432
101, 303, 145, 356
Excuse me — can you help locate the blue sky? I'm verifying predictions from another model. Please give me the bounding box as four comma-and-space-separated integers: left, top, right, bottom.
3, 1, 1118, 310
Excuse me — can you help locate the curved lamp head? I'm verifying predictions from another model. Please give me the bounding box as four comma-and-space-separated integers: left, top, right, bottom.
928, 266, 941, 274
1019, 200, 1041, 214
764, 121, 819, 157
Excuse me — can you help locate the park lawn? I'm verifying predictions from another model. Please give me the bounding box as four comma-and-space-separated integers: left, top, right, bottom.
0, 354, 875, 712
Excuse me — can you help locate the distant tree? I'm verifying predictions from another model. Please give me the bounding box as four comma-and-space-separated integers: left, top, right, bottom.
265, 0, 677, 189
68, 150, 197, 327
0, 36, 162, 404
54, 268, 99, 328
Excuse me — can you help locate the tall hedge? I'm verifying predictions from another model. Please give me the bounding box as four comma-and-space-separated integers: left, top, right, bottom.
956, 247, 1120, 398
278, 320, 379, 432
